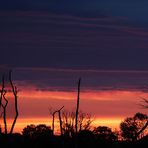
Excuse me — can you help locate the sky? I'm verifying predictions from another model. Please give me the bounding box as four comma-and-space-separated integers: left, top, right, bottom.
0, 0, 148, 133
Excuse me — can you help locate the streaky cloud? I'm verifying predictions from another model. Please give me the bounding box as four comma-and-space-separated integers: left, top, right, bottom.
12, 67, 148, 93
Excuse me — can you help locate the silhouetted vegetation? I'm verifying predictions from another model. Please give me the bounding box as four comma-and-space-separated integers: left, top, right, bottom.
0, 76, 147, 148
0, 71, 18, 134
62, 110, 93, 137
93, 126, 118, 141
22, 124, 53, 140
0, 121, 147, 148
120, 112, 148, 141
75, 78, 81, 135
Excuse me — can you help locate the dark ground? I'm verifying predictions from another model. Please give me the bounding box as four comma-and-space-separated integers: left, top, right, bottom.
0, 133, 147, 148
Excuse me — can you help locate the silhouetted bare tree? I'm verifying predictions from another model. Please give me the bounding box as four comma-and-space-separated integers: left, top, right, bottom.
51, 110, 57, 135
0, 71, 19, 134
62, 110, 75, 137
49, 106, 64, 135
75, 78, 81, 134
9, 70, 19, 134
0, 75, 8, 134
58, 106, 64, 135
62, 110, 93, 137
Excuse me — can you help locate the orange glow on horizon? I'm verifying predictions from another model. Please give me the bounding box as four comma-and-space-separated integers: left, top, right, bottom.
0, 117, 123, 134
1, 87, 147, 134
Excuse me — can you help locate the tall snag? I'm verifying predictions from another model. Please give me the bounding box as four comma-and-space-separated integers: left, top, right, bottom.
0, 75, 8, 134
58, 106, 64, 135
51, 106, 64, 135
9, 71, 19, 134
75, 78, 81, 134
52, 110, 57, 135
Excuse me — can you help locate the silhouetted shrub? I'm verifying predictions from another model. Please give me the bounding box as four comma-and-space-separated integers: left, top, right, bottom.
22, 124, 53, 140
120, 112, 148, 141
93, 126, 118, 141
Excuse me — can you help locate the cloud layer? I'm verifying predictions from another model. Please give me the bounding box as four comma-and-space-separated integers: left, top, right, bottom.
0, 11, 148, 70
12, 68, 148, 92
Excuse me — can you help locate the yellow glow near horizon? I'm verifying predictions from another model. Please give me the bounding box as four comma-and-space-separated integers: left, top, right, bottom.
0, 117, 123, 134
1, 88, 147, 134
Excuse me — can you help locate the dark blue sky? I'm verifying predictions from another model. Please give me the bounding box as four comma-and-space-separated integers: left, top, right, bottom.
1, 1, 148, 124
1, 0, 148, 70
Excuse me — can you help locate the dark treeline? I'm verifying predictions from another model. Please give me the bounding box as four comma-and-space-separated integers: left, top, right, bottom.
0, 73, 148, 148
0, 125, 147, 148
0, 111, 148, 148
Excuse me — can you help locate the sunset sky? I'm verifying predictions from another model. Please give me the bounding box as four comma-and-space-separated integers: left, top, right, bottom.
0, 0, 148, 133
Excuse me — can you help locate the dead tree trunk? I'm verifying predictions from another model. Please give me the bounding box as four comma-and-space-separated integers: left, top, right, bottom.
52, 110, 57, 135
51, 106, 64, 136
58, 106, 64, 136
0, 75, 8, 134
0, 76, 4, 110
2, 91, 8, 134
9, 71, 19, 134
75, 78, 81, 134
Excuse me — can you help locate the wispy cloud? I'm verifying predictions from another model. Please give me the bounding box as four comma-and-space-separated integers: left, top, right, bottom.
1, 11, 148, 70
2, 67, 147, 121
12, 67, 148, 93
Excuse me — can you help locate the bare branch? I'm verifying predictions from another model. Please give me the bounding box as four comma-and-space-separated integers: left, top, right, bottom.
135, 120, 148, 139
0, 75, 5, 110
0, 75, 8, 134
139, 97, 148, 108
50, 106, 64, 135
9, 70, 19, 134
2, 89, 8, 134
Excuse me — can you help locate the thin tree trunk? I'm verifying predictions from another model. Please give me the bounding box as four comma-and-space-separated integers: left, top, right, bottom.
75, 78, 81, 134
52, 113, 55, 134
52, 111, 57, 135
9, 71, 19, 134
51, 106, 64, 136
0, 75, 4, 111
3, 92, 8, 134
58, 106, 64, 136
0, 75, 8, 134
58, 111, 63, 135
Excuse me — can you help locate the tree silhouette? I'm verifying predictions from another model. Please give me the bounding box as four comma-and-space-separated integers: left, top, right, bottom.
34, 124, 53, 138
22, 124, 36, 139
120, 112, 148, 141
9, 70, 19, 134
62, 110, 93, 137
0, 75, 8, 134
49, 106, 64, 135
49, 78, 93, 138
135, 112, 148, 139
22, 124, 53, 140
93, 126, 118, 141
75, 78, 81, 134
0, 71, 19, 134
62, 110, 75, 137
